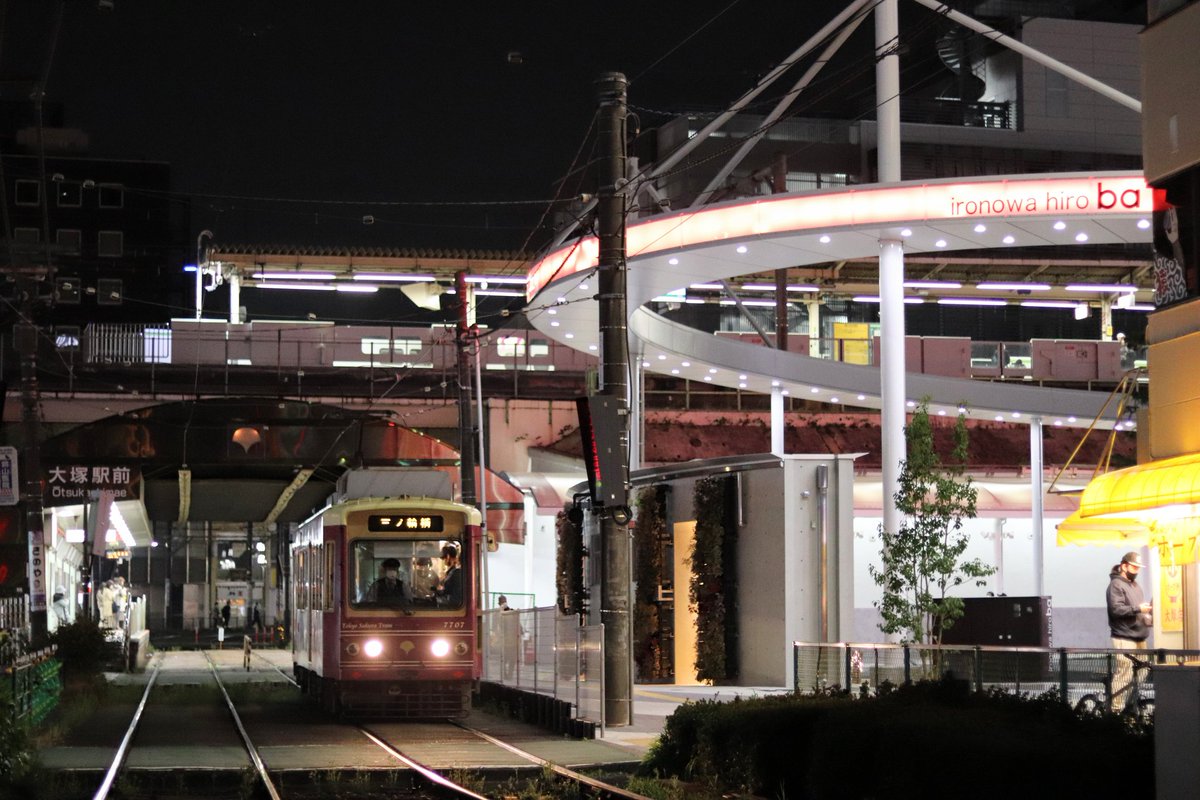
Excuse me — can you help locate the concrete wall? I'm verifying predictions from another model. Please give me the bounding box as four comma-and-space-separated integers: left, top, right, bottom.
1020, 18, 1142, 154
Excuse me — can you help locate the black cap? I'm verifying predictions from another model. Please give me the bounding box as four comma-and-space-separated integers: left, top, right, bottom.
382, 558, 401, 569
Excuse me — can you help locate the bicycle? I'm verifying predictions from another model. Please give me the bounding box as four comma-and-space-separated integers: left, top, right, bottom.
1074, 652, 1155, 724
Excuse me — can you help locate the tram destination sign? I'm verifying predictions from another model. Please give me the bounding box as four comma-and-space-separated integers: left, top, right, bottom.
43, 464, 141, 506
367, 514, 444, 533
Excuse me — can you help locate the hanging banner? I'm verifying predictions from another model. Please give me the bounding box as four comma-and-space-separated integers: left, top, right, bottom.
0, 446, 18, 506
1160, 565, 1185, 632
29, 539, 46, 612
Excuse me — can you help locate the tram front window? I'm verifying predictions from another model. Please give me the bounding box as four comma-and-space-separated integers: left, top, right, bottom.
351, 539, 463, 610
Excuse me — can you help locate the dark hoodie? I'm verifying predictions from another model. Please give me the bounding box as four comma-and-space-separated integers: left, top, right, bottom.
1107, 564, 1148, 641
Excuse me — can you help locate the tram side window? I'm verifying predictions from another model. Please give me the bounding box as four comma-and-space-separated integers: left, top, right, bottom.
310, 546, 322, 611
295, 549, 307, 610
324, 543, 335, 610
350, 538, 463, 610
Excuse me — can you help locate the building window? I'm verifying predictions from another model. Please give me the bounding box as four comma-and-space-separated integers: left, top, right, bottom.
56, 181, 82, 208
15, 179, 40, 206
56, 229, 82, 255
496, 336, 526, 358
13, 227, 39, 245
98, 230, 123, 257
98, 183, 123, 209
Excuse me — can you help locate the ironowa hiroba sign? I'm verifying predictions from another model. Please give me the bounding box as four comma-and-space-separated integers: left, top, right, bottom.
525, 173, 1161, 301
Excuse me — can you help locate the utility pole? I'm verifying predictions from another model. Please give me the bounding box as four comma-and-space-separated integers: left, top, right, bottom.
16, 291, 48, 640
455, 270, 476, 507
595, 71, 632, 727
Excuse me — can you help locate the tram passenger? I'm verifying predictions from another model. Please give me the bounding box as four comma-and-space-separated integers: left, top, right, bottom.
366, 558, 408, 606
434, 545, 463, 608
410, 557, 437, 601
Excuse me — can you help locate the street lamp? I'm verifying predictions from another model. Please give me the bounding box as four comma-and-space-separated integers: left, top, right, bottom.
196, 230, 213, 320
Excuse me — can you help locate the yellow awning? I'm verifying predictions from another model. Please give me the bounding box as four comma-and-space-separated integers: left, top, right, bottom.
1079, 451, 1200, 518
1056, 510, 1149, 547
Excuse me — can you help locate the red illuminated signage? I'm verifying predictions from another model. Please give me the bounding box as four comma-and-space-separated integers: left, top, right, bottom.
526, 174, 1161, 301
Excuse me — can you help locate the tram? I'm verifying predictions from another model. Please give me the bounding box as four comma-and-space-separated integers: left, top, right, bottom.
291, 495, 482, 717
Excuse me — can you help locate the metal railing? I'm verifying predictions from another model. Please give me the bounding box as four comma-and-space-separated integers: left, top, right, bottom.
481, 606, 605, 726
794, 641, 1200, 710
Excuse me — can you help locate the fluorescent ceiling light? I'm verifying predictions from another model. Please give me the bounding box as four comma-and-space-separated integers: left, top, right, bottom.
904, 280, 962, 289
336, 284, 379, 293
351, 273, 435, 282
976, 282, 1051, 291
787, 285, 820, 292
254, 282, 336, 291
740, 284, 777, 291
1064, 284, 1138, 293
718, 299, 779, 307
465, 275, 526, 284
938, 298, 1007, 306
1127, 304, 1155, 312
475, 289, 524, 297
689, 283, 723, 290
251, 272, 336, 281
854, 296, 925, 304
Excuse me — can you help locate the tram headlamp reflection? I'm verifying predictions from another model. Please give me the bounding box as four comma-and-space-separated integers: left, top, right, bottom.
363, 639, 384, 658
430, 638, 451, 658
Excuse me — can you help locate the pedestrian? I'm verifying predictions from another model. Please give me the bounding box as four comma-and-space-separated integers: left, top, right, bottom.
221, 599, 232, 629
251, 603, 263, 634
1107, 551, 1152, 712
111, 576, 128, 627
98, 580, 115, 628
498, 595, 523, 680
52, 587, 71, 627
212, 603, 222, 629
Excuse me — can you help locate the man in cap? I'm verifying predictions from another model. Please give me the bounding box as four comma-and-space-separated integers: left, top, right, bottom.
1106, 551, 1152, 712
366, 558, 407, 606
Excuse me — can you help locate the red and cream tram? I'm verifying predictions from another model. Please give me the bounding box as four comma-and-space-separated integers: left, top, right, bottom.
291, 496, 481, 717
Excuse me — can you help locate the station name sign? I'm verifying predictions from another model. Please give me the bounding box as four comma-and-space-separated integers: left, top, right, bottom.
43, 464, 141, 506
525, 173, 1160, 301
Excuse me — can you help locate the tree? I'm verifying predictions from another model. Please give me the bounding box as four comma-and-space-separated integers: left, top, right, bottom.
869, 400, 994, 644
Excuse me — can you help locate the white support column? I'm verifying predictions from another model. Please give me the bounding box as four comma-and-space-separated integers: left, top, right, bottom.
1100, 297, 1114, 341
771, 385, 785, 455
228, 270, 241, 324
628, 354, 644, 471
806, 299, 822, 358
876, 0, 905, 538
993, 518, 1007, 596
1030, 417, 1045, 598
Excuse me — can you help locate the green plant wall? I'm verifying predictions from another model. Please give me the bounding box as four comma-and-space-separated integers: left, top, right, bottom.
690, 475, 737, 682
633, 485, 669, 681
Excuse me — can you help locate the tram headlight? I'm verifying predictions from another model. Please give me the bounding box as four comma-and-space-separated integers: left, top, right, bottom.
430, 638, 451, 658
363, 638, 384, 658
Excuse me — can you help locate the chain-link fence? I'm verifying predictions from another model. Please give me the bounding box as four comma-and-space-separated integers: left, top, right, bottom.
795, 641, 1200, 711
481, 606, 604, 726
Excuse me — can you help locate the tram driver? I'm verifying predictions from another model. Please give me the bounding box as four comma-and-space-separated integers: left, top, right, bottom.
365, 557, 408, 606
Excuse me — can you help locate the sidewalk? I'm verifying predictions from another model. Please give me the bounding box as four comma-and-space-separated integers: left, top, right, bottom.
602, 684, 793, 754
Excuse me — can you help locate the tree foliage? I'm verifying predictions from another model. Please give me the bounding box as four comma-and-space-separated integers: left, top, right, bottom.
869, 401, 995, 644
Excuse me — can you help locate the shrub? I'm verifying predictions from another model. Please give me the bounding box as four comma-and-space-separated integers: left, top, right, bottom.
51, 618, 121, 680
641, 680, 1153, 799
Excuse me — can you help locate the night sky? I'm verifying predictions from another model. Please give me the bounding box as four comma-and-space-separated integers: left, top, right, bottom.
10, 1, 867, 251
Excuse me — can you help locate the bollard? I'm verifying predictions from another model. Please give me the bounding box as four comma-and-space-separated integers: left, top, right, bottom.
217, 625, 225, 650
243, 635, 252, 671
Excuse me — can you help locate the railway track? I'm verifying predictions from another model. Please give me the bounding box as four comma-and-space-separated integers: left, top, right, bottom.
72, 648, 645, 799
91, 651, 285, 800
